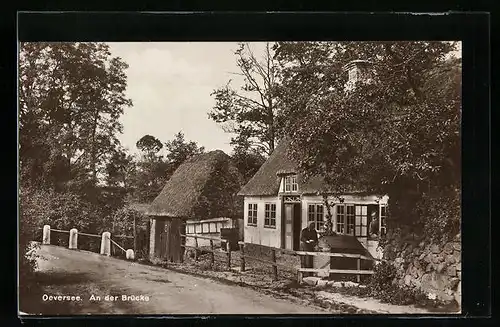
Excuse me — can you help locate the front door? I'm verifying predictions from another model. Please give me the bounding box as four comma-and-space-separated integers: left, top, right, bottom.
284, 204, 294, 250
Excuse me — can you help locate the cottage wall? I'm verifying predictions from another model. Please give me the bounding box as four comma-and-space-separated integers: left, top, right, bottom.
243, 196, 282, 248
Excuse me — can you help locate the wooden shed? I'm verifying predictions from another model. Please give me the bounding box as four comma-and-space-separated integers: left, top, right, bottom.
146, 150, 243, 263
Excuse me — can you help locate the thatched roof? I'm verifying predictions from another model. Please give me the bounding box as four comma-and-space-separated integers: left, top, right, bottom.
127, 203, 151, 214
147, 150, 243, 219
237, 138, 365, 197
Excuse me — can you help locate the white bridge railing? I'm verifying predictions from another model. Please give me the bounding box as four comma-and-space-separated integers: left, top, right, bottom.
41, 225, 135, 260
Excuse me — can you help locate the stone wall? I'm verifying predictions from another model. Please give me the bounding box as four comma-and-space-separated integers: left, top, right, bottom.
384, 232, 461, 305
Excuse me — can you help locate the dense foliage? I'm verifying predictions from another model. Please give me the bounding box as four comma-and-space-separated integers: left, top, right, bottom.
19, 42, 132, 193
273, 41, 461, 242
18, 183, 44, 291
230, 146, 266, 184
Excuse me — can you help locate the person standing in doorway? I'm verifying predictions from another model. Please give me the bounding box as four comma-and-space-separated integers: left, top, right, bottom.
300, 222, 318, 276
369, 211, 379, 240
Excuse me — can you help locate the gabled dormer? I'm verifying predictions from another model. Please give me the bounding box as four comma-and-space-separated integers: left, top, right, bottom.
278, 173, 299, 194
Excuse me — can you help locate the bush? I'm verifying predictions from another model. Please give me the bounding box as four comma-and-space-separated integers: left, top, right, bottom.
368, 261, 397, 291
18, 184, 48, 292
416, 186, 460, 242
18, 182, 116, 255
366, 262, 428, 306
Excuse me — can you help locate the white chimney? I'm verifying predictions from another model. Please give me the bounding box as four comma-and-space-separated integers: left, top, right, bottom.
343, 60, 373, 92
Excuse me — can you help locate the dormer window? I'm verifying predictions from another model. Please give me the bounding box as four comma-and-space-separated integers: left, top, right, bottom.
284, 175, 298, 192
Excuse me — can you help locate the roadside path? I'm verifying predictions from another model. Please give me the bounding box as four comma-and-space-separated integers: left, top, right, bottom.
24, 245, 326, 315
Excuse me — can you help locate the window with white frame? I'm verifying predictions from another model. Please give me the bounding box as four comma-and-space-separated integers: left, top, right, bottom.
336, 204, 366, 237
284, 175, 298, 192
346, 204, 355, 235
247, 203, 257, 226
264, 203, 276, 228
380, 204, 388, 235
336, 205, 345, 233
355, 205, 368, 237
308, 204, 325, 232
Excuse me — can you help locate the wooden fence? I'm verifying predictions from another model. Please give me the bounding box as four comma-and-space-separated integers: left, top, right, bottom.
40, 225, 134, 259
238, 242, 376, 283
179, 231, 376, 284
180, 233, 232, 270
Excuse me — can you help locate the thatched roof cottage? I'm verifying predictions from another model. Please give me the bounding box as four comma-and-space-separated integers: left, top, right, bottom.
146, 150, 243, 262
238, 60, 389, 261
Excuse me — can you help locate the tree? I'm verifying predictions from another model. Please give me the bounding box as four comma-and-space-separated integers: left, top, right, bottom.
164, 131, 205, 169
274, 41, 461, 240
19, 42, 132, 192
125, 135, 169, 203
136, 135, 163, 161
208, 42, 280, 156
105, 147, 135, 188
230, 146, 266, 183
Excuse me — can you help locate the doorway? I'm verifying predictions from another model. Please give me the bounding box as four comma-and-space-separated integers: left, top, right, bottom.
158, 218, 183, 262
283, 203, 302, 251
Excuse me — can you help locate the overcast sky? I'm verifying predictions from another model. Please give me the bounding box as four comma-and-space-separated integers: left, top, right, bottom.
108, 42, 268, 156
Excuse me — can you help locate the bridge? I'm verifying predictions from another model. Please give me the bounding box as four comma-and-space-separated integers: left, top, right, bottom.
20, 244, 325, 315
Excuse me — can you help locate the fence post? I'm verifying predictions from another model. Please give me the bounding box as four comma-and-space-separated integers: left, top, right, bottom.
42, 225, 50, 245
271, 249, 278, 281
239, 243, 245, 272
100, 232, 111, 256
226, 241, 231, 270
210, 239, 214, 267
133, 216, 138, 256
69, 228, 78, 249
194, 236, 198, 261
126, 249, 135, 260
297, 270, 303, 284
357, 257, 361, 283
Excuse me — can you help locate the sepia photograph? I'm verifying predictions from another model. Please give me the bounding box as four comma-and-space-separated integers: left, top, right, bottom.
18, 40, 462, 315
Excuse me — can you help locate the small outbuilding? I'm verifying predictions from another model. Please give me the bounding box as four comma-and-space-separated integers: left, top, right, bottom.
146, 150, 243, 262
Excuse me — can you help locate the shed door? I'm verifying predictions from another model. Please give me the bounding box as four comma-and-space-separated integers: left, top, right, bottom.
155, 219, 165, 258
159, 219, 183, 263
284, 204, 294, 250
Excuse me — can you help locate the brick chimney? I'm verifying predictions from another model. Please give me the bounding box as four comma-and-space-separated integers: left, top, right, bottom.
343, 59, 373, 92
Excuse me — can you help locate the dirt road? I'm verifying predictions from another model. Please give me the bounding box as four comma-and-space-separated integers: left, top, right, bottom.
22, 245, 325, 315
